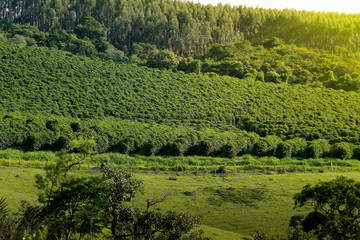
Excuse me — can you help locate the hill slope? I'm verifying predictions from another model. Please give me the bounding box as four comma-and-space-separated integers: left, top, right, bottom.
1, 41, 360, 141
1, 41, 360, 159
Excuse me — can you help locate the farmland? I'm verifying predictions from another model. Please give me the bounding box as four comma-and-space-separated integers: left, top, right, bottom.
1, 0, 360, 238
1, 162, 359, 239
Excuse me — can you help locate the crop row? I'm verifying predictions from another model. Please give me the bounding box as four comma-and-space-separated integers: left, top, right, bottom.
1, 41, 360, 145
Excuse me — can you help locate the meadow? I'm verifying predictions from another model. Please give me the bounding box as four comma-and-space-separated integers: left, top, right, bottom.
1, 154, 360, 239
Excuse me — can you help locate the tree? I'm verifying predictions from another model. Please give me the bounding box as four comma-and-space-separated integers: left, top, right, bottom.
331, 142, 353, 160
261, 37, 284, 48
265, 70, 281, 83
305, 139, 331, 158
73, 39, 97, 57
147, 49, 180, 70
253, 135, 282, 156
292, 176, 360, 240
30, 153, 206, 239
75, 16, 106, 41
69, 137, 96, 169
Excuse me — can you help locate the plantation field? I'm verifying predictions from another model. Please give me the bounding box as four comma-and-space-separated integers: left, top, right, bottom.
1, 165, 360, 239
1, 41, 360, 145
2, 41, 360, 161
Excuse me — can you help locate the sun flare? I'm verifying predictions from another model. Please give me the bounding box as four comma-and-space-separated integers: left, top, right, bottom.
192, 0, 360, 14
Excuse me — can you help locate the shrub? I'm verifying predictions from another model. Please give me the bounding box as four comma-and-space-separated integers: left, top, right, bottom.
306, 139, 331, 158
147, 49, 180, 70
8, 34, 26, 47
331, 142, 353, 159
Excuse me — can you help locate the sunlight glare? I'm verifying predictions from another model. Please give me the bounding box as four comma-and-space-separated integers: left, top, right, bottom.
192, 0, 360, 14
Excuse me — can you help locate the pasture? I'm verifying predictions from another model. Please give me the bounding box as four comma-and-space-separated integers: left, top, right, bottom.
1, 163, 359, 239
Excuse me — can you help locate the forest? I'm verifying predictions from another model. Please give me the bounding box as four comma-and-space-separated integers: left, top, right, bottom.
1, 0, 360, 55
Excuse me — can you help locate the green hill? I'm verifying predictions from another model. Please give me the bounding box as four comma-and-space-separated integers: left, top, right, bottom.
1, 40, 360, 158
199, 39, 360, 92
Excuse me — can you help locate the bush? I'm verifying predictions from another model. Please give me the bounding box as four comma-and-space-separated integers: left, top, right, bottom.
178, 57, 201, 74
261, 37, 284, 48
276, 142, 292, 158
306, 139, 331, 158
253, 135, 282, 156
353, 146, 360, 160
8, 34, 26, 47
147, 49, 180, 70
265, 70, 281, 83
0, 34, 6, 41
276, 138, 307, 158
331, 142, 353, 159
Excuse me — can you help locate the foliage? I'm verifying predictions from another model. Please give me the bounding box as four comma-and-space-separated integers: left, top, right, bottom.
261, 37, 284, 49
8, 34, 26, 47
147, 49, 180, 70
276, 138, 307, 158
3, 13, 360, 92
252, 135, 282, 156
0, 196, 8, 216
331, 142, 353, 160
0, 196, 14, 240
305, 139, 331, 159
293, 176, 360, 239
69, 137, 96, 165
3, 0, 360, 57
200, 40, 360, 92
74, 16, 106, 41
27, 155, 206, 239
0, 41, 360, 158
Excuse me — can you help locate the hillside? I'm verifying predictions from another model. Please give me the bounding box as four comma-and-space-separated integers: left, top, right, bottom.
199, 39, 360, 92
2, 16, 360, 92
2, 2, 360, 239
1, 40, 360, 159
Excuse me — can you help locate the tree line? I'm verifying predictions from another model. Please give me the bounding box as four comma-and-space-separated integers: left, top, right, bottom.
1, 0, 360, 56
1, 112, 360, 160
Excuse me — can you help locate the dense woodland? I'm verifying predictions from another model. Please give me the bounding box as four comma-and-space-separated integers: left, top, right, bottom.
1, 0, 360, 55
1, 40, 360, 159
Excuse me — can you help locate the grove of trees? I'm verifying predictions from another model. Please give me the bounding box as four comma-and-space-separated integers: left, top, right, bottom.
1, 0, 360, 56
0, 154, 208, 239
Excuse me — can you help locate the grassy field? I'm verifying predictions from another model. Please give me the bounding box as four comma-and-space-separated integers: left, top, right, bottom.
1, 166, 360, 239
0, 149, 358, 175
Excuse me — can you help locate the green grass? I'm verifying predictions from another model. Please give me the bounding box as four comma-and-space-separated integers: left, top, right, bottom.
0, 150, 358, 174
0, 167, 41, 211
2, 166, 360, 239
